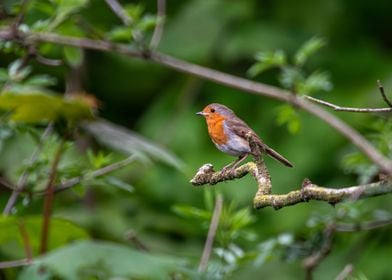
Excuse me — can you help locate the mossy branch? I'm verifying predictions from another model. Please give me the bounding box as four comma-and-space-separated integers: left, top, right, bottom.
190, 163, 392, 209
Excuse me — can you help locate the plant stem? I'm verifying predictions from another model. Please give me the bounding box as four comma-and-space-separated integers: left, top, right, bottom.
39, 140, 65, 255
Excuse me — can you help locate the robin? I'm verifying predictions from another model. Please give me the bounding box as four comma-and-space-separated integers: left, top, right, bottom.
197, 103, 293, 170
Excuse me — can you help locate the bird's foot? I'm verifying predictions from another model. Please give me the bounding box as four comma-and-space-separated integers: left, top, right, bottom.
220, 166, 236, 177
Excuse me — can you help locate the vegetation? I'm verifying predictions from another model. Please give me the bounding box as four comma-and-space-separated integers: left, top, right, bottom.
0, 0, 391, 279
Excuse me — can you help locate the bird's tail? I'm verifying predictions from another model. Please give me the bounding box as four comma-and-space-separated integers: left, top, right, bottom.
264, 145, 294, 168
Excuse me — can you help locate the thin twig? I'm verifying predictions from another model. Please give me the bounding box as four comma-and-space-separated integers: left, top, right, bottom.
303, 224, 336, 280
304, 95, 392, 113
150, 0, 166, 50
0, 258, 33, 269
335, 264, 353, 280
10, 0, 29, 37
104, 0, 132, 25
377, 80, 392, 108
104, 0, 144, 47
33, 155, 138, 195
0, 29, 391, 175
3, 124, 53, 215
124, 230, 149, 252
336, 218, 392, 232
198, 194, 223, 273
39, 140, 65, 254
0, 177, 16, 190
18, 221, 33, 261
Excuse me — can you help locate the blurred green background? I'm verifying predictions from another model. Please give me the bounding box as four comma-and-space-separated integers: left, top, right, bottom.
1, 0, 392, 279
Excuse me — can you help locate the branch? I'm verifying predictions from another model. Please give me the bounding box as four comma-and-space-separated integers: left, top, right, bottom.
18, 221, 33, 261
3, 124, 53, 215
377, 80, 392, 108
150, 0, 166, 50
335, 218, 392, 232
104, 0, 144, 48
198, 194, 223, 273
191, 164, 392, 209
33, 155, 138, 195
104, 0, 132, 26
0, 258, 33, 269
335, 264, 354, 280
303, 224, 336, 280
305, 95, 392, 113
40, 140, 65, 254
0, 29, 391, 175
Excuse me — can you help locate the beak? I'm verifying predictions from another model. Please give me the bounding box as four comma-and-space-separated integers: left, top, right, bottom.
196, 111, 207, 116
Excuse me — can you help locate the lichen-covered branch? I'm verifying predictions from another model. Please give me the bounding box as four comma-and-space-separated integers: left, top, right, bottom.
190, 164, 392, 209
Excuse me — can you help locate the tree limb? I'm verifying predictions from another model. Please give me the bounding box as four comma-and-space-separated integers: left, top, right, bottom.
0, 29, 391, 175
191, 162, 392, 209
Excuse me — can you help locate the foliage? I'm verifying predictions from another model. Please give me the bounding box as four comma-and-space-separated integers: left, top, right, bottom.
0, 0, 391, 280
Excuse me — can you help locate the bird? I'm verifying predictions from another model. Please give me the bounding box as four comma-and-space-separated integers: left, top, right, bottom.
197, 103, 293, 170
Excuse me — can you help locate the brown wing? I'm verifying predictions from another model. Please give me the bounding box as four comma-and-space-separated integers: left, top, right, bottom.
225, 117, 294, 168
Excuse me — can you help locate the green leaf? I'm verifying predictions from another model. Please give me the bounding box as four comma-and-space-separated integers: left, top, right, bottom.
0, 216, 89, 259
87, 150, 113, 169
276, 105, 301, 134
248, 50, 287, 77
103, 176, 134, 193
19, 240, 190, 280
107, 26, 133, 43
24, 75, 57, 87
138, 15, 158, 32
297, 71, 332, 95
279, 66, 303, 90
0, 92, 94, 123
172, 204, 211, 220
82, 120, 184, 170
294, 37, 326, 66
0, 68, 9, 83
63, 46, 84, 67
48, 0, 89, 31
8, 59, 32, 82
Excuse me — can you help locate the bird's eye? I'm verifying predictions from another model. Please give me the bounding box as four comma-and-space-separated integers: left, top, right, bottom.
210, 108, 215, 113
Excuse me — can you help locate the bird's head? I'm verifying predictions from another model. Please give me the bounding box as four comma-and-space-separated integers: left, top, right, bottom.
196, 103, 234, 120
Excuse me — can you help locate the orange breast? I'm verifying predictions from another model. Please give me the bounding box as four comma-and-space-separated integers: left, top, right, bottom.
206, 116, 227, 145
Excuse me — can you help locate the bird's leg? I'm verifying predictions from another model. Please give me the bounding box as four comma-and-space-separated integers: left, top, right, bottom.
221, 154, 249, 175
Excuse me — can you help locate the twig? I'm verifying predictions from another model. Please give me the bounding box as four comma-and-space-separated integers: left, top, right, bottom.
104, 0, 144, 48
0, 258, 33, 269
304, 95, 392, 113
377, 80, 392, 108
35, 53, 62, 66
124, 230, 149, 252
18, 221, 33, 261
150, 0, 166, 50
3, 124, 53, 215
104, 0, 132, 25
0, 29, 391, 175
39, 140, 65, 254
0, 177, 16, 190
198, 194, 223, 273
33, 155, 138, 195
335, 218, 392, 232
335, 264, 354, 280
10, 0, 29, 37
191, 163, 392, 209
303, 224, 336, 280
